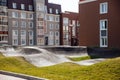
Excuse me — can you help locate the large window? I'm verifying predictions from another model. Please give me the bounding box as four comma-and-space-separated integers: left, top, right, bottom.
100, 2, 108, 14
100, 19, 108, 47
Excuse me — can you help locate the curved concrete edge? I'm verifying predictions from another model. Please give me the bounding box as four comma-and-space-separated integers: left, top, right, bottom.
0, 70, 48, 80
73, 58, 106, 66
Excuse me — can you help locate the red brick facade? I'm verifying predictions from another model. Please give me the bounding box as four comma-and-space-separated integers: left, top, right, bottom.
79, 0, 120, 48
60, 12, 79, 46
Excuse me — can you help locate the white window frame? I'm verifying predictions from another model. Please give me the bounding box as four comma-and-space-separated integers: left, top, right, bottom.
13, 3, 17, 9
21, 4, 25, 10
56, 9, 59, 14
100, 19, 108, 47
12, 30, 18, 45
100, 2, 108, 14
12, 12, 18, 18
49, 8, 52, 13
21, 12, 26, 19
29, 5, 33, 11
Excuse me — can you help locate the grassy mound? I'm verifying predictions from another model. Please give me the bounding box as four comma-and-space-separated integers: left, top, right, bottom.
0, 54, 120, 80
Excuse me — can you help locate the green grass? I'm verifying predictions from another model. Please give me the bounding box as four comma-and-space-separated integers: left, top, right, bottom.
0, 54, 120, 80
68, 56, 91, 61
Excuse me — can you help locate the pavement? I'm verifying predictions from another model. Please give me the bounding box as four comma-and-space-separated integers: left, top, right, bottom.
0, 74, 27, 80
0, 70, 47, 80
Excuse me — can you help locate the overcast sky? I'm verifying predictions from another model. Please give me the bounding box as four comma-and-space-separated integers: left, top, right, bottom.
49, 0, 79, 12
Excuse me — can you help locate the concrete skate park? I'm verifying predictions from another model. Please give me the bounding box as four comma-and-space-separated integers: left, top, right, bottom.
0, 46, 120, 80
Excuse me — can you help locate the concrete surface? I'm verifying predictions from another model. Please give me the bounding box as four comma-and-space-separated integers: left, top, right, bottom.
75, 58, 106, 66
0, 74, 27, 80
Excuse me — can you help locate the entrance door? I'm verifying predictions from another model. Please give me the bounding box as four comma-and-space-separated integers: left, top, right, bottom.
100, 19, 108, 47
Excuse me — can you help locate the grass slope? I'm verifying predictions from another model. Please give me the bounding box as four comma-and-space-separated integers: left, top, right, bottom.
68, 56, 91, 61
0, 54, 120, 80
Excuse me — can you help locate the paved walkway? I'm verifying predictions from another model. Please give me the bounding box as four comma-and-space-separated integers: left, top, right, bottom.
0, 74, 26, 80
0, 70, 47, 80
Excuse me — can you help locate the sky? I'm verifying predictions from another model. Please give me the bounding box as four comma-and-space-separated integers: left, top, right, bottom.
49, 0, 79, 12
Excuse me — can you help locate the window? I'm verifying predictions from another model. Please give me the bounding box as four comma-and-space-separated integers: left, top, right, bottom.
50, 31, 54, 36
37, 4, 44, 11
29, 39, 33, 45
29, 22, 33, 28
13, 30, 18, 36
100, 2, 108, 14
21, 21, 26, 28
28, 13, 33, 19
55, 31, 59, 36
21, 38, 26, 45
49, 24, 54, 29
48, 15, 54, 21
21, 12, 26, 19
100, 19, 108, 47
12, 21, 18, 27
63, 18, 69, 24
100, 20, 107, 30
56, 9, 59, 14
21, 4, 24, 9
12, 30, 18, 45
13, 39, 18, 45
29, 30, 33, 36
56, 24, 59, 29
49, 8, 52, 13
12, 3, 17, 9
21, 30, 26, 36
29, 5, 33, 11
55, 16, 59, 22
12, 12, 18, 18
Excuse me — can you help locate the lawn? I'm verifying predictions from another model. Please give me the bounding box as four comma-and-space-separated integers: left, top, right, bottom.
0, 53, 120, 80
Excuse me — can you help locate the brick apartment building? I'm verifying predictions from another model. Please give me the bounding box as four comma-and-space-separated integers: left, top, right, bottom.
60, 11, 80, 46
0, 0, 61, 46
79, 0, 120, 48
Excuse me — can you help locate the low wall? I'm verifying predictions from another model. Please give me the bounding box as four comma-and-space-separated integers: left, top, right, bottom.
87, 47, 120, 58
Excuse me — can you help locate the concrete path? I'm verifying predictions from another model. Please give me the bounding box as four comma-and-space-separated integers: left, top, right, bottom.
74, 58, 106, 66
0, 70, 47, 80
0, 74, 27, 80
